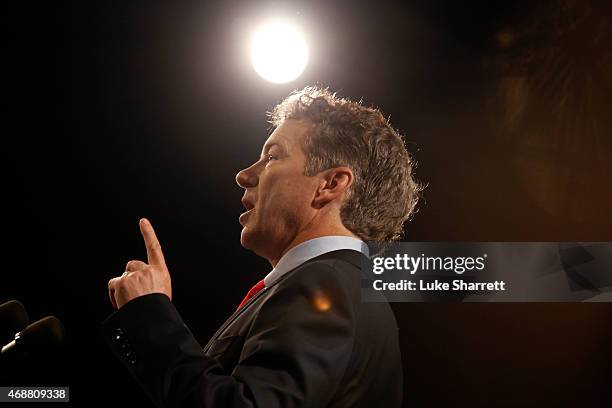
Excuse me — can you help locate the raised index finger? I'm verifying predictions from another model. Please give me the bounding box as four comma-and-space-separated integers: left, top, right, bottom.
139, 218, 166, 266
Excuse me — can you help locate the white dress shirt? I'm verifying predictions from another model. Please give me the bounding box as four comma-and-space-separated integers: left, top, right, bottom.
263, 236, 369, 287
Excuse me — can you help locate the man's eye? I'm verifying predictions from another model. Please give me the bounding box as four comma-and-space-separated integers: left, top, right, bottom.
266, 154, 278, 162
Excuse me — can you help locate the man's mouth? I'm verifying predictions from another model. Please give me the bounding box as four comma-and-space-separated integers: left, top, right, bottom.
241, 196, 255, 211
240, 195, 256, 225
239, 207, 254, 225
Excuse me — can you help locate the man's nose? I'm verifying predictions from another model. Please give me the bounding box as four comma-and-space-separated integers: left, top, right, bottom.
236, 164, 259, 189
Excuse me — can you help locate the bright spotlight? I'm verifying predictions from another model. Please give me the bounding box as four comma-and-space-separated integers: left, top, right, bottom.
250, 21, 309, 84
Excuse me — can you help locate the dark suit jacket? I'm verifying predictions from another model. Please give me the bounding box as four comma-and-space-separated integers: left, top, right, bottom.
101, 249, 403, 407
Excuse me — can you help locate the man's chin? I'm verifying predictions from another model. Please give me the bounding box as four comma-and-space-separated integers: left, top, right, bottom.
239, 230, 250, 249
239, 225, 257, 250
240, 225, 270, 259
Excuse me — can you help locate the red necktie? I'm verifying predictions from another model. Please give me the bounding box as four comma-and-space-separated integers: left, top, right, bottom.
237, 279, 265, 309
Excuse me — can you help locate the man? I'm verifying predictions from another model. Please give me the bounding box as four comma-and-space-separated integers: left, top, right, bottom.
103, 86, 421, 407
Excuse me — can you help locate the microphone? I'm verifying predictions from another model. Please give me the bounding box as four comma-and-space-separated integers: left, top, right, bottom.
1, 316, 65, 356
0, 300, 29, 343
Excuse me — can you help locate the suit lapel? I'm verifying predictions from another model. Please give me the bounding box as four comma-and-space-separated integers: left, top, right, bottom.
203, 285, 268, 352
202, 249, 364, 353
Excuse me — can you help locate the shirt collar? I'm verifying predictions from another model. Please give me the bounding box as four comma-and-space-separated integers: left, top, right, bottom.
263, 236, 369, 287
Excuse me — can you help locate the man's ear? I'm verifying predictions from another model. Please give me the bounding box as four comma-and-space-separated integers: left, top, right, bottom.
312, 166, 354, 209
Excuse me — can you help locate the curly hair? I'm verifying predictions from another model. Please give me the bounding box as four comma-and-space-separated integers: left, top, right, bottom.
268, 86, 422, 243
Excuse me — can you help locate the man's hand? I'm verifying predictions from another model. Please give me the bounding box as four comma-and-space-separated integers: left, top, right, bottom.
108, 218, 172, 309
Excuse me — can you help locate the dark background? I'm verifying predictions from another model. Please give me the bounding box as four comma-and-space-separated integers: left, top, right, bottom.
5, 0, 611, 406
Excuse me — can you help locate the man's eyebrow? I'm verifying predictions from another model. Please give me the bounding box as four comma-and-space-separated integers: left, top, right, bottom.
261, 142, 285, 156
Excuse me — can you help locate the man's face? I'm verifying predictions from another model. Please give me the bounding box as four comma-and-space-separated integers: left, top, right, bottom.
236, 119, 320, 263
